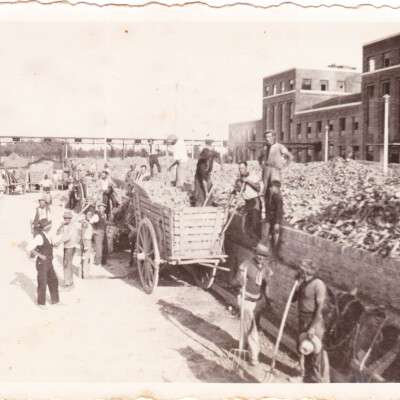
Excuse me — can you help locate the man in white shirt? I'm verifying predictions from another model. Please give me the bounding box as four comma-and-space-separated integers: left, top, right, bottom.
135, 165, 150, 182
167, 134, 189, 187
231, 161, 262, 241
30, 195, 52, 237
26, 218, 60, 309
40, 174, 52, 193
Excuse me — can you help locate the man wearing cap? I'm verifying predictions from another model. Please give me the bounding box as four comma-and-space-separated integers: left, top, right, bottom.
92, 203, 108, 267
231, 242, 272, 366
30, 195, 52, 237
293, 259, 330, 383
26, 219, 60, 308
167, 135, 188, 188
258, 130, 292, 220
55, 210, 79, 289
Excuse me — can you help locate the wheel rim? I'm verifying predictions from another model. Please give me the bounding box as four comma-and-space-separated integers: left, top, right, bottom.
137, 219, 160, 294
192, 264, 216, 290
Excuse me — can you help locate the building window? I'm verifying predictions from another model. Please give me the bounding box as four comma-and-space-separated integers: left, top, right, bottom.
316, 121, 322, 135
279, 103, 284, 138
265, 106, 269, 130
271, 105, 276, 130
339, 118, 346, 132
367, 56, 375, 72
353, 117, 359, 132
272, 84, 277, 95
339, 146, 346, 158
297, 123, 302, 138
307, 123, 312, 138
327, 120, 333, 132
366, 145, 374, 161
307, 147, 313, 162
288, 101, 294, 138
320, 80, 329, 91
366, 85, 374, 127
302, 79, 312, 90
329, 144, 334, 157
337, 81, 345, 92
353, 146, 360, 160
382, 81, 390, 96
384, 52, 390, 68
265, 86, 270, 96
280, 82, 285, 92
289, 79, 294, 90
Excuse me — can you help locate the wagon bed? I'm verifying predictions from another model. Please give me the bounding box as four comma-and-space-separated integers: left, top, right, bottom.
133, 182, 229, 293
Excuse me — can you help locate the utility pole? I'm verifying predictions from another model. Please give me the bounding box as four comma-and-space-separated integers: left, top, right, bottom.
324, 125, 329, 162
383, 94, 390, 175
104, 138, 107, 162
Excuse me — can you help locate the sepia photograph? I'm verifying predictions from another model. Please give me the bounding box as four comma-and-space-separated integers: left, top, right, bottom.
0, 2, 400, 398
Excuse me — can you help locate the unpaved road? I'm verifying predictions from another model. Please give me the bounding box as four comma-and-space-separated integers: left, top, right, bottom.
0, 191, 299, 383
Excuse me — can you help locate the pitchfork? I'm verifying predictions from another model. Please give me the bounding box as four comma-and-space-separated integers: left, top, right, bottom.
229, 264, 250, 371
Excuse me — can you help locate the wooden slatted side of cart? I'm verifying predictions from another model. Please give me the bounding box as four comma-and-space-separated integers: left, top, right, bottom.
133, 182, 230, 294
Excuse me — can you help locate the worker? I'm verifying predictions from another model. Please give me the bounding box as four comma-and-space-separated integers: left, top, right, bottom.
231, 161, 262, 241
40, 174, 53, 206
104, 163, 112, 177
265, 180, 283, 256
55, 210, 79, 290
293, 259, 330, 383
148, 139, 162, 177
231, 242, 272, 367
80, 207, 95, 279
92, 203, 108, 267
193, 148, 214, 207
167, 134, 188, 188
26, 218, 60, 309
125, 164, 137, 193
30, 195, 52, 237
135, 165, 150, 182
258, 130, 293, 223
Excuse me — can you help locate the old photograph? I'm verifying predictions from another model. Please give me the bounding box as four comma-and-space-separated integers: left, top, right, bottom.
0, 2, 400, 397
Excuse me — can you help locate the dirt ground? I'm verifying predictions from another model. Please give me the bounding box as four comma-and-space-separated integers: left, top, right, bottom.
0, 190, 300, 383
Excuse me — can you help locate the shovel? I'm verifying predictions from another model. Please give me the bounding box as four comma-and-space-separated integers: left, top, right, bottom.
229, 264, 250, 371
264, 279, 299, 382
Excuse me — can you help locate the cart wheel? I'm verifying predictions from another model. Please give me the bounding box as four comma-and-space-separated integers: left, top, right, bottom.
136, 218, 160, 294
192, 264, 216, 290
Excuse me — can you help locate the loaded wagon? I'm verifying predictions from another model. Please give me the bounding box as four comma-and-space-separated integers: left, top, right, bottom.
133, 182, 231, 294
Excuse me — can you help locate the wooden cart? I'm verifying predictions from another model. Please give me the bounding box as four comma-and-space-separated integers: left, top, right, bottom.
133, 182, 230, 294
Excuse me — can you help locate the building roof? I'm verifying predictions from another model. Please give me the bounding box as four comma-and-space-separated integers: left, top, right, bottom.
363, 32, 400, 47
1, 152, 29, 168
302, 92, 362, 111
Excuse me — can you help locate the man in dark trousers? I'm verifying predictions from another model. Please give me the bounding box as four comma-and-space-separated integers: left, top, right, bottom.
231, 242, 272, 366
265, 180, 283, 256
92, 203, 108, 267
26, 218, 60, 309
293, 259, 330, 383
148, 139, 162, 177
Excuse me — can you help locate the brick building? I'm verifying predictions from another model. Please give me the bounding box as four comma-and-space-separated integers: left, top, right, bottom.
362, 33, 400, 162
228, 119, 263, 162
229, 32, 400, 163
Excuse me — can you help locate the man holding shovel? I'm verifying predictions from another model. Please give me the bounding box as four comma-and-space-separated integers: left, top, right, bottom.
231, 242, 272, 366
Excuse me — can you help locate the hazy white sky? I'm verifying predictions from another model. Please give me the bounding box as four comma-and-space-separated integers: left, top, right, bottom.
0, 17, 399, 141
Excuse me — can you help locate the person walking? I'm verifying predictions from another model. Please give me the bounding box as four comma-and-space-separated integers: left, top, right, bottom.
167, 135, 188, 188
92, 203, 108, 267
293, 259, 330, 383
258, 130, 292, 223
231, 242, 272, 366
55, 210, 79, 289
26, 218, 60, 309
148, 139, 162, 177
30, 195, 52, 237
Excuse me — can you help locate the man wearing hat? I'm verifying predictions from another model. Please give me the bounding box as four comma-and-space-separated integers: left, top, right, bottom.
293, 259, 330, 383
30, 195, 52, 237
26, 218, 60, 308
55, 210, 79, 289
231, 242, 272, 366
166, 135, 189, 188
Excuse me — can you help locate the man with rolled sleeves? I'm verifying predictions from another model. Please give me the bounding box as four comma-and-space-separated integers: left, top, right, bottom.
30, 195, 52, 237
231, 242, 272, 366
26, 219, 60, 309
167, 134, 189, 188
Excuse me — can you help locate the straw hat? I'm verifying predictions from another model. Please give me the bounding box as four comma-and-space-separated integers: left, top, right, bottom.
63, 210, 73, 219
166, 134, 178, 142
255, 242, 269, 257
38, 218, 52, 229
298, 332, 322, 355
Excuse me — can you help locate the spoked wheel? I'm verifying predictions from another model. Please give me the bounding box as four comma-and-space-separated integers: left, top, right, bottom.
136, 218, 160, 294
192, 263, 217, 290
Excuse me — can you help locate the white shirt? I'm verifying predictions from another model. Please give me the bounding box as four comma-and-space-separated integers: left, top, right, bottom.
172, 138, 188, 163
40, 179, 52, 188
30, 207, 52, 223
242, 171, 262, 201
99, 178, 109, 191
26, 231, 53, 253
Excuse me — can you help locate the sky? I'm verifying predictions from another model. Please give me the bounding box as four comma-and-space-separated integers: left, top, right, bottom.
0, 16, 399, 141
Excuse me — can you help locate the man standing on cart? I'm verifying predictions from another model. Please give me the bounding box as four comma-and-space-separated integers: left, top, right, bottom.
167, 134, 188, 188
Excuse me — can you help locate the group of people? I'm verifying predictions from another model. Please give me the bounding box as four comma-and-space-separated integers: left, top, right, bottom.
228, 130, 329, 382
27, 193, 110, 309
